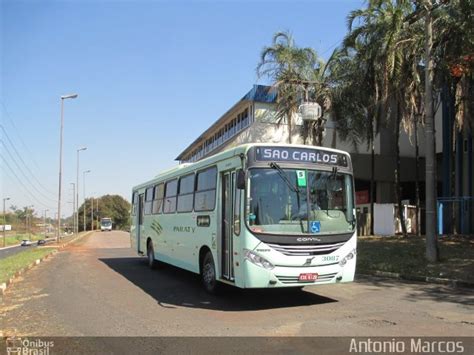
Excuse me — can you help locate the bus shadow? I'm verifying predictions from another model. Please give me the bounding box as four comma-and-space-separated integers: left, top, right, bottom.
99, 257, 338, 311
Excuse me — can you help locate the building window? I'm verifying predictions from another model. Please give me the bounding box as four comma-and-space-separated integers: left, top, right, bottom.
177, 173, 195, 213
163, 179, 178, 213
152, 183, 164, 214
245, 108, 249, 126
194, 166, 217, 211
230, 119, 235, 136
238, 114, 242, 131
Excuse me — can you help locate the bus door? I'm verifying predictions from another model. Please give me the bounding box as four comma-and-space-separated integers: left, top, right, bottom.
137, 194, 144, 253
221, 171, 235, 281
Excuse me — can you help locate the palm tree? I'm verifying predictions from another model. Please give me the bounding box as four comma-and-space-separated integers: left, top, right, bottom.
342, 0, 430, 238
328, 44, 381, 234
425, 0, 473, 243
433, 0, 474, 132
257, 31, 319, 144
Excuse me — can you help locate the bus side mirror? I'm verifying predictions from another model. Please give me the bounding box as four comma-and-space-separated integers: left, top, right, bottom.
236, 169, 245, 190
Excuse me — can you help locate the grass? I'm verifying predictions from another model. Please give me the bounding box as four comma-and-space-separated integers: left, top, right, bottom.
1, 234, 48, 247
0, 247, 57, 284
357, 236, 474, 283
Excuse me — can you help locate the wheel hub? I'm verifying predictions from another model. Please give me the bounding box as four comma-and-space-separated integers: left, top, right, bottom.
203, 263, 214, 284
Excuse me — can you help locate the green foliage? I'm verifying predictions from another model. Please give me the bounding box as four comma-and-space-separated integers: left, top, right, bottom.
77, 194, 131, 231
0, 247, 57, 284
2, 205, 39, 233
357, 237, 474, 283
256, 31, 331, 144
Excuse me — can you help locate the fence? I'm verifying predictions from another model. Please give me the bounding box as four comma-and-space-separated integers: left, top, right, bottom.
437, 197, 474, 235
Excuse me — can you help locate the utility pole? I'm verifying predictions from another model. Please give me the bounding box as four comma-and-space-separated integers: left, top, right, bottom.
83, 169, 91, 231
423, 0, 439, 262
2, 197, 10, 247
91, 197, 94, 231
96, 198, 99, 230
76, 147, 87, 235
44, 209, 49, 237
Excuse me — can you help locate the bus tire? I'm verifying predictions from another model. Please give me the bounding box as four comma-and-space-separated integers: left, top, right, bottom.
147, 241, 158, 269
201, 251, 219, 294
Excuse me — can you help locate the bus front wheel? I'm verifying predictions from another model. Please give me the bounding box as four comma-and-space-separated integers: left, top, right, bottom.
147, 241, 158, 269
201, 251, 219, 294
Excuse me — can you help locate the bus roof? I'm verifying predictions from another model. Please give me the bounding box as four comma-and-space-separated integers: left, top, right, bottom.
132, 143, 352, 191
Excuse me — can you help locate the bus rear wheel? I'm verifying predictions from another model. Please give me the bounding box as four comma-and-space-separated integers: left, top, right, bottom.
201, 251, 219, 294
147, 241, 158, 269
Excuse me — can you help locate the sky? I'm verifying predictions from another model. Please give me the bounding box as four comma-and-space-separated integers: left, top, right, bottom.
1, 0, 364, 218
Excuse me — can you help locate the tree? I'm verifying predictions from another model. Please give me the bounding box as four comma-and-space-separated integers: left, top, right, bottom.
342, 0, 426, 238
325, 45, 380, 234
78, 194, 131, 231
433, 0, 474, 132
256, 31, 320, 144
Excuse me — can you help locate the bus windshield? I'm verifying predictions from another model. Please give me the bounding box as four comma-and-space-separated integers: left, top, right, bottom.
247, 168, 355, 235
101, 219, 112, 226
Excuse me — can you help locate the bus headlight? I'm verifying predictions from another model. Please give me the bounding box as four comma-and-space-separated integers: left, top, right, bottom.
339, 248, 357, 267
244, 249, 274, 270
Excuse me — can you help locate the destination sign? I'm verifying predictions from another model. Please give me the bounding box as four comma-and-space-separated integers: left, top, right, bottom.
254, 147, 348, 167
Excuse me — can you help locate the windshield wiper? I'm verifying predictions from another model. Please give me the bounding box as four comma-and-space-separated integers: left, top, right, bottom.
269, 162, 305, 233
269, 162, 300, 193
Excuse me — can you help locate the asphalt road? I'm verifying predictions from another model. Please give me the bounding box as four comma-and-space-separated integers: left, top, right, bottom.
0, 238, 57, 259
1, 231, 473, 343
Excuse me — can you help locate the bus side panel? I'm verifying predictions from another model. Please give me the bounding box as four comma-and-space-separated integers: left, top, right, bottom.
130, 217, 137, 252
130, 196, 139, 254
142, 213, 202, 275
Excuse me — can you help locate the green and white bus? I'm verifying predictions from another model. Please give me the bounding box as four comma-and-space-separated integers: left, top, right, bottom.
130, 143, 356, 293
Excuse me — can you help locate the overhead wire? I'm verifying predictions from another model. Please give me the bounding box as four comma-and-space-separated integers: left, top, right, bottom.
1, 139, 57, 203
1, 124, 57, 198
0, 100, 44, 171
1, 155, 56, 210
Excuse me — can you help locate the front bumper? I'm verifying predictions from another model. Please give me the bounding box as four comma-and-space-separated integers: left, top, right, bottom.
242, 256, 356, 288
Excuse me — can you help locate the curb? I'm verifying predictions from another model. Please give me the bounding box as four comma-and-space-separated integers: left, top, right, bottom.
358, 271, 474, 289
56, 231, 93, 250
0, 250, 57, 296
0, 231, 93, 297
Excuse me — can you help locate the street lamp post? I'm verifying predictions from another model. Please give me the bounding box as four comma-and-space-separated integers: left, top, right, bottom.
70, 182, 75, 234
83, 169, 91, 231
76, 147, 87, 235
2, 197, 10, 247
27, 205, 34, 241
44, 209, 49, 237
96, 198, 99, 231
57, 93, 78, 242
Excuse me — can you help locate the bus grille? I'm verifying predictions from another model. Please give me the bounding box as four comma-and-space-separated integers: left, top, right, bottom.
276, 273, 338, 284
267, 242, 345, 256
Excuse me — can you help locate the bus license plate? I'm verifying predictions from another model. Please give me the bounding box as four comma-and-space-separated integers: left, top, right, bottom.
299, 273, 318, 281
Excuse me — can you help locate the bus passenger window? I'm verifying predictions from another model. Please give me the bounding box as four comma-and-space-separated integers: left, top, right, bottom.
177, 174, 195, 213
163, 179, 178, 213
152, 183, 164, 214
144, 187, 154, 215
194, 167, 217, 212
